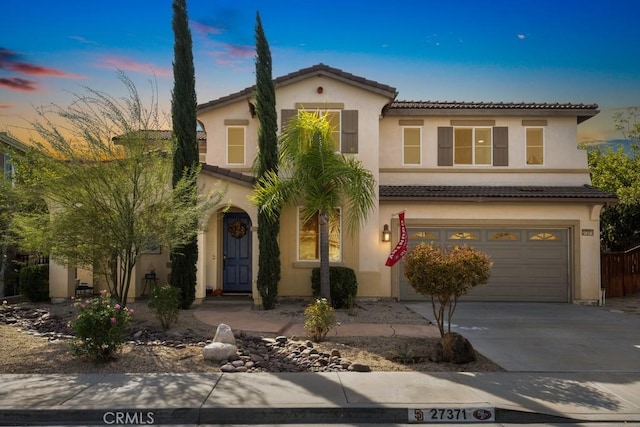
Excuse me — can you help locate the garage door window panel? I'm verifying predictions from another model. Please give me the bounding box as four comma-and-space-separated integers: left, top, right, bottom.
489, 231, 520, 241
448, 231, 479, 240
529, 232, 560, 241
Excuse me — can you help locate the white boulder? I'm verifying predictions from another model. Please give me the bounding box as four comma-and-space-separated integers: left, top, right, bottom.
203, 342, 238, 361
213, 323, 236, 345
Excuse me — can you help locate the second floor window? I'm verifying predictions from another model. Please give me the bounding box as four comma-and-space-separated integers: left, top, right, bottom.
403, 127, 421, 165
321, 110, 341, 151
526, 128, 544, 165
454, 127, 492, 165
226, 126, 245, 164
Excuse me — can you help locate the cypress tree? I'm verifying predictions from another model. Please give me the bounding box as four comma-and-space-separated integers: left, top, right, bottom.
170, 0, 198, 308
254, 12, 281, 309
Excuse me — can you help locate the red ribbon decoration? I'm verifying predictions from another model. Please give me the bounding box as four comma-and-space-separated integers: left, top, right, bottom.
385, 211, 408, 267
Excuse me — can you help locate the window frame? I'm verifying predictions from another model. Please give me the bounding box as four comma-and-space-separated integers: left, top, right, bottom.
402, 126, 422, 165
453, 127, 493, 166
525, 127, 545, 166
226, 125, 246, 165
296, 207, 342, 262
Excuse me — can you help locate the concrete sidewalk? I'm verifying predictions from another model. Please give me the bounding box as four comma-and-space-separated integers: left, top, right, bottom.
1, 372, 640, 425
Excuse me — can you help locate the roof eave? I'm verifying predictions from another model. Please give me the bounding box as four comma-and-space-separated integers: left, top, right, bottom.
386, 108, 600, 119
379, 196, 617, 204
199, 163, 256, 188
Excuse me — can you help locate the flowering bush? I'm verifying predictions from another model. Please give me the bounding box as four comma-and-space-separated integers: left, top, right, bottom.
304, 298, 336, 342
69, 290, 132, 362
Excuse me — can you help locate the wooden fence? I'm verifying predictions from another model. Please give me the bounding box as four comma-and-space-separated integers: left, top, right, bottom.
601, 245, 640, 297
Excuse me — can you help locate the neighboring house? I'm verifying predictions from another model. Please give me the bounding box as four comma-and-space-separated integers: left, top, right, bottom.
1, 132, 36, 297
45, 64, 617, 304
0, 132, 28, 181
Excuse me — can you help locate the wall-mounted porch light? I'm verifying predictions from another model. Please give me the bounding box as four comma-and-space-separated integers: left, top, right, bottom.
382, 224, 391, 242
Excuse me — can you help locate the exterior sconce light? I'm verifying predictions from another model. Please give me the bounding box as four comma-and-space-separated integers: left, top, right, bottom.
382, 224, 391, 242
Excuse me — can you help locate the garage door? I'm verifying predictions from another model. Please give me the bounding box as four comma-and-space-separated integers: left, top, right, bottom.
398, 228, 569, 302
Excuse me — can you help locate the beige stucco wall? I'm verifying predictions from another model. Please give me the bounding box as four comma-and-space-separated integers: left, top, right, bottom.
379, 116, 591, 186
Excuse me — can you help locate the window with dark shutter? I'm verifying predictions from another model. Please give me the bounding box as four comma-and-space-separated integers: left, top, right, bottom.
437, 127, 453, 166
493, 127, 508, 166
280, 109, 296, 133
341, 110, 358, 153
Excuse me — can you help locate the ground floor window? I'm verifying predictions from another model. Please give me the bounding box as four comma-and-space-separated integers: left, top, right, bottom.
298, 208, 341, 261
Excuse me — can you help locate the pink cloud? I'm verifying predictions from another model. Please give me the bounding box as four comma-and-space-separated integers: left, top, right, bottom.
190, 20, 223, 36
95, 56, 172, 77
0, 48, 84, 78
0, 104, 11, 109
207, 42, 254, 66
0, 77, 38, 92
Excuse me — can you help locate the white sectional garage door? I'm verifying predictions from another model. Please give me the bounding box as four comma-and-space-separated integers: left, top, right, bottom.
398, 227, 569, 302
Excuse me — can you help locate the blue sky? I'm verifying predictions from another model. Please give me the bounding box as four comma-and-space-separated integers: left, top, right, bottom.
2, 0, 639, 143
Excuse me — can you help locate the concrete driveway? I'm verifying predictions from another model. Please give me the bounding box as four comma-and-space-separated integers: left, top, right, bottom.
405, 302, 640, 372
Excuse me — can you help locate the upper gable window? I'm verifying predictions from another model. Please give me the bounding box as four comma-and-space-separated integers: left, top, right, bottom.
226, 126, 245, 164
403, 127, 421, 165
321, 110, 341, 151
454, 127, 492, 165
526, 128, 544, 165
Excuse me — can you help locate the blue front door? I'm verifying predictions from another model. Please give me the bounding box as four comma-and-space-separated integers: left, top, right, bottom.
223, 213, 252, 293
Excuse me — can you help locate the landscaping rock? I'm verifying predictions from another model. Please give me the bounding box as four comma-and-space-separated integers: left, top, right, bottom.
203, 342, 238, 361
431, 332, 476, 364
0, 302, 373, 374
213, 323, 236, 345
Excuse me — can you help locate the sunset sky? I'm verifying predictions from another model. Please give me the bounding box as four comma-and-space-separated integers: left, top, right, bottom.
2, 0, 639, 144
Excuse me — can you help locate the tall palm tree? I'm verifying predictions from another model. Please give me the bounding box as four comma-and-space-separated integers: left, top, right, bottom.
250, 110, 376, 304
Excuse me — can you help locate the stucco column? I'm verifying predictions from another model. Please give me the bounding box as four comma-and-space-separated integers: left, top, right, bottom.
194, 230, 206, 304
49, 260, 74, 303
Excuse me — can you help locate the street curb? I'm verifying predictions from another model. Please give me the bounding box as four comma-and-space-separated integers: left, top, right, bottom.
0, 406, 600, 425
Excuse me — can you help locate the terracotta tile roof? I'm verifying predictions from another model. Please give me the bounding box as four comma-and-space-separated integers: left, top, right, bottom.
0, 132, 28, 152
390, 101, 599, 110
200, 164, 255, 187
198, 63, 398, 113
379, 185, 617, 202
387, 101, 600, 123
112, 130, 206, 141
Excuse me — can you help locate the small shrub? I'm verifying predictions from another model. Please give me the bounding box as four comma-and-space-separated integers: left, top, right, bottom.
69, 291, 132, 362
392, 342, 423, 364
303, 298, 336, 342
19, 264, 49, 302
149, 285, 180, 330
311, 267, 358, 309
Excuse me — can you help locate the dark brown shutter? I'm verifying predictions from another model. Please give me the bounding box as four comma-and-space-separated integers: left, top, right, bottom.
280, 109, 296, 133
437, 127, 453, 166
493, 127, 508, 166
341, 110, 358, 153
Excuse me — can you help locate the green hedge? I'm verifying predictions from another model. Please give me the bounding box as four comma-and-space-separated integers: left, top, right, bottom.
19, 264, 49, 302
311, 266, 357, 309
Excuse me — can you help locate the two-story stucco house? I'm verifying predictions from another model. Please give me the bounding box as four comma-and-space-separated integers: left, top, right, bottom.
44, 64, 615, 304
193, 64, 616, 306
